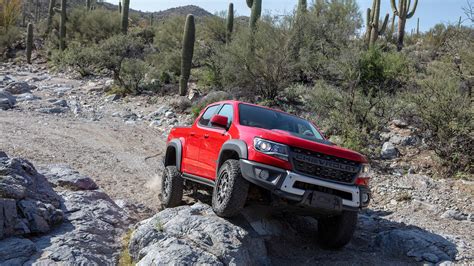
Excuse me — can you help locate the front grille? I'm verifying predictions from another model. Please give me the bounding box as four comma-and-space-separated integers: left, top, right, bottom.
291, 147, 360, 184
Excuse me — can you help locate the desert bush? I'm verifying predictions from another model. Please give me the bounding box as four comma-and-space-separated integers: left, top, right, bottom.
118, 58, 149, 94
150, 16, 185, 77
59, 42, 100, 76
0, 0, 21, 33
358, 47, 412, 94
66, 8, 121, 44
98, 34, 145, 82
410, 60, 473, 177
219, 17, 296, 99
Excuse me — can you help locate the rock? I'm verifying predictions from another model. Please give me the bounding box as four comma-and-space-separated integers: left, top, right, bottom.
15, 93, 40, 102
0, 237, 36, 263
381, 142, 399, 159
441, 210, 467, 221
37, 107, 68, 114
147, 106, 170, 120
468, 213, 474, 222
53, 86, 72, 97
17, 200, 63, 234
52, 99, 68, 107
105, 94, 120, 102
42, 165, 98, 191
164, 111, 175, 119
200, 91, 232, 105
391, 119, 408, 128
129, 203, 268, 265
4, 82, 35, 95
0, 90, 16, 110
149, 120, 162, 127
389, 135, 418, 146
375, 228, 457, 263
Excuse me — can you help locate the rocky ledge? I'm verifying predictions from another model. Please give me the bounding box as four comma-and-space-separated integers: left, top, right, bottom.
0, 153, 132, 265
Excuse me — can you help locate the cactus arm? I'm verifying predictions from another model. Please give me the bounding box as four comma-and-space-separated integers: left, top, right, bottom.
53, 7, 61, 13
366, 8, 372, 29
390, 0, 399, 15
249, 0, 262, 30
379, 13, 389, 34
406, 0, 418, 18
121, 0, 129, 34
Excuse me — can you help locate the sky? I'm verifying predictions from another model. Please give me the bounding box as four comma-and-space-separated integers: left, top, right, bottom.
105, 0, 472, 32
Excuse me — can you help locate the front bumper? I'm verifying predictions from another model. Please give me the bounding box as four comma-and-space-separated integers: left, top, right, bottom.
240, 159, 370, 211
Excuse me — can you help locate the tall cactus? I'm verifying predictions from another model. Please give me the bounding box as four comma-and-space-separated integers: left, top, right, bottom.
118, 0, 122, 13
416, 17, 419, 35
121, 0, 129, 34
391, 0, 418, 51
45, 0, 56, 35
226, 3, 234, 43
26, 23, 34, 64
149, 13, 153, 26
86, 0, 91, 10
54, 0, 66, 51
366, 0, 389, 48
297, 0, 307, 15
179, 14, 196, 96
249, 0, 261, 31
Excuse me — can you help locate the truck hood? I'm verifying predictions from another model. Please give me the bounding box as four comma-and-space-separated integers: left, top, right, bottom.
247, 127, 367, 163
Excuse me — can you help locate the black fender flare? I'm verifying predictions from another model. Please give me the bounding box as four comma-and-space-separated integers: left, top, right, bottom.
164, 139, 183, 172
216, 139, 248, 176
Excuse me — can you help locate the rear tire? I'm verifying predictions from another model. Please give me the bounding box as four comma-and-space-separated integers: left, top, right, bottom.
317, 211, 358, 249
212, 159, 249, 217
159, 166, 183, 208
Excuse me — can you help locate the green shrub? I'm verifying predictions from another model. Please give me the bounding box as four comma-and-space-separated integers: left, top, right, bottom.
119, 58, 149, 94
66, 8, 121, 44
219, 17, 296, 99
60, 42, 100, 76
410, 60, 473, 177
0, 26, 21, 54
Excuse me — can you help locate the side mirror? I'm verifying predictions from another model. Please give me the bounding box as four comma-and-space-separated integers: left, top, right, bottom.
210, 115, 228, 129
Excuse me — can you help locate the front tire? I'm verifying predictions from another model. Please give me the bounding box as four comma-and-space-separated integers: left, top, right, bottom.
212, 159, 249, 217
317, 211, 358, 249
159, 166, 183, 208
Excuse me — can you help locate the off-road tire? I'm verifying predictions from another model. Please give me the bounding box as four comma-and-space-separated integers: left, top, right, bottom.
159, 166, 183, 208
212, 159, 249, 217
317, 210, 358, 249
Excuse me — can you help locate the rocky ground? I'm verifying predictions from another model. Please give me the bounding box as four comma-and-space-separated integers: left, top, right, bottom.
1, 62, 473, 264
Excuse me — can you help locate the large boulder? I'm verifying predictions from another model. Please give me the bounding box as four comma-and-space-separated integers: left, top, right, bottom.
129, 203, 268, 265
0, 156, 62, 239
0, 90, 16, 110
0, 155, 132, 265
375, 228, 457, 263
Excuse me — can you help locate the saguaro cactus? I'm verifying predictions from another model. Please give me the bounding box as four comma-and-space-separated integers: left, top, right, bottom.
249, 0, 261, 31
45, 0, 56, 35
121, 0, 129, 34
391, 0, 418, 51
297, 0, 307, 15
26, 23, 34, 64
86, 0, 91, 10
226, 3, 234, 43
179, 14, 196, 96
416, 17, 420, 35
246, 0, 253, 8
118, 0, 122, 13
366, 0, 389, 47
54, 0, 66, 51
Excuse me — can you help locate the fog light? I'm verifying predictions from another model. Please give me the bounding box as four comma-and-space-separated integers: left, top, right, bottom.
361, 193, 370, 203
259, 170, 269, 180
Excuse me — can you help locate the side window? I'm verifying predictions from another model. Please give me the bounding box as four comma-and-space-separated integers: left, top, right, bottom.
198, 105, 219, 126
217, 104, 233, 127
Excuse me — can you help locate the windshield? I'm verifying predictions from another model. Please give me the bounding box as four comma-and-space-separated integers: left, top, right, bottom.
238, 104, 324, 141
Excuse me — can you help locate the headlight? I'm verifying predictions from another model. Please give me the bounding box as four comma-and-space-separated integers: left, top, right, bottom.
254, 138, 289, 161
358, 164, 371, 177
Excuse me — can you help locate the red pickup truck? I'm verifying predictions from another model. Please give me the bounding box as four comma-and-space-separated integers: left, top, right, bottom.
161, 100, 370, 248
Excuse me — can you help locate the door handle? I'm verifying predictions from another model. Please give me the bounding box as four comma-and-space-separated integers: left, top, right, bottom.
190, 132, 195, 136
204, 134, 209, 139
